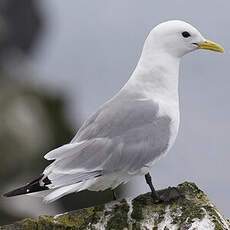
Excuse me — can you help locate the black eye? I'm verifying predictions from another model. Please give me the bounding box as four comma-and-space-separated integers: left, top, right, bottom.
182, 31, 191, 38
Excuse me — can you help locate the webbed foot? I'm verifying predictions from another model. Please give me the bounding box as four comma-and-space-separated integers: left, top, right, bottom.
157, 187, 184, 202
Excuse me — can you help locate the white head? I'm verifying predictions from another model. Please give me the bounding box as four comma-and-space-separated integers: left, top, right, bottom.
143, 20, 224, 58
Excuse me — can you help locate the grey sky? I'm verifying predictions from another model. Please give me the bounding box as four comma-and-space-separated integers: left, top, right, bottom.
31, 0, 229, 216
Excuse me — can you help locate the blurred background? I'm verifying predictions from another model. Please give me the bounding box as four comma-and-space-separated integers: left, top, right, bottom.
0, 0, 229, 225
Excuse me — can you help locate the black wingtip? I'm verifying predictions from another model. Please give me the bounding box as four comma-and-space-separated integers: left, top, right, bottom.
3, 175, 51, 198
3, 189, 21, 197
3, 190, 17, 198
3, 185, 34, 197
2, 192, 9, 197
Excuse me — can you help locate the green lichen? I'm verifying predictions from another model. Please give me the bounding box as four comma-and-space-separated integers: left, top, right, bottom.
106, 200, 129, 229
143, 202, 166, 227
55, 205, 105, 229
177, 182, 229, 229
131, 195, 145, 221
1, 182, 229, 230
202, 205, 228, 230
166, 182, 207, 227
14, 218, 38, 230
130, 182, 220, 229
4, 216, 73, 230
37, 216, 70, 230
0, 205, 105, 230
56, 208, 94, 226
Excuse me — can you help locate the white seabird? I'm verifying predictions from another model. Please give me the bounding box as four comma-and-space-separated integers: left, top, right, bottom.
4, 20, 224, 203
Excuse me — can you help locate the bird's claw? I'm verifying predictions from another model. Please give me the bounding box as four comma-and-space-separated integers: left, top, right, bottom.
151, 187, 184, 203
151, 192, 161, 203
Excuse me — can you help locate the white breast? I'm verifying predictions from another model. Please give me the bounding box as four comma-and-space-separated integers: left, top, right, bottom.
158, 97, 180, 152
143, 87, 180, 155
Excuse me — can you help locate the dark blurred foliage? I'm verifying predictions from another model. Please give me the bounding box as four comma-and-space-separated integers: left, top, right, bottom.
0, 83, 74, 181
0, 0, 42, 58
0, 0, 113, 225
0, 77, 75, 224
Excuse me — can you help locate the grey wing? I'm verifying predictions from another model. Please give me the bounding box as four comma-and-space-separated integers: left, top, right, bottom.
72, 94, 169, 142
44, 94, 171, 187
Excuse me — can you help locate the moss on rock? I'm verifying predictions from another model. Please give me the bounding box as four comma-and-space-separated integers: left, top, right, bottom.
1, 182, 229, 230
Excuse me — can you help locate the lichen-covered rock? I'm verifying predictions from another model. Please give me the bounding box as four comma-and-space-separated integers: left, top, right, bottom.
1, 182, 229, 230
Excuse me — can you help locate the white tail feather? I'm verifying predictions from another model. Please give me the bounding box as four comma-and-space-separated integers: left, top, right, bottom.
26, 189, 53, 198
43, 182, 84, 203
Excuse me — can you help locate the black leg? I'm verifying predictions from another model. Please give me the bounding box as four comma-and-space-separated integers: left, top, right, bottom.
145, 173, 183, 202
145, 173, 159, 201
112, 190, 117, 201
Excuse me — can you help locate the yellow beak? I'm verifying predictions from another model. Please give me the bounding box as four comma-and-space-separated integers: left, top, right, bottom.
197, 40, 224, 53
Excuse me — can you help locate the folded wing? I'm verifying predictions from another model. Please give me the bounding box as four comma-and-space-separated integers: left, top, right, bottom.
43, 92, 171, 189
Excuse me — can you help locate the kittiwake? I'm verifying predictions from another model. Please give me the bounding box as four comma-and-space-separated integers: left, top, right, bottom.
3, 20, 224, 203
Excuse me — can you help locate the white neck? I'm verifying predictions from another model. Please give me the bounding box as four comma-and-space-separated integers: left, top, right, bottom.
128, 47, 181, 102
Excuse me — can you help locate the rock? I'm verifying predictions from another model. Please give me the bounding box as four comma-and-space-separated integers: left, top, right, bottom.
1, 182, 229, 230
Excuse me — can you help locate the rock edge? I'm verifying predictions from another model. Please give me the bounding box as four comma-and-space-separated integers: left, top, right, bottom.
1, 182, 229, 230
